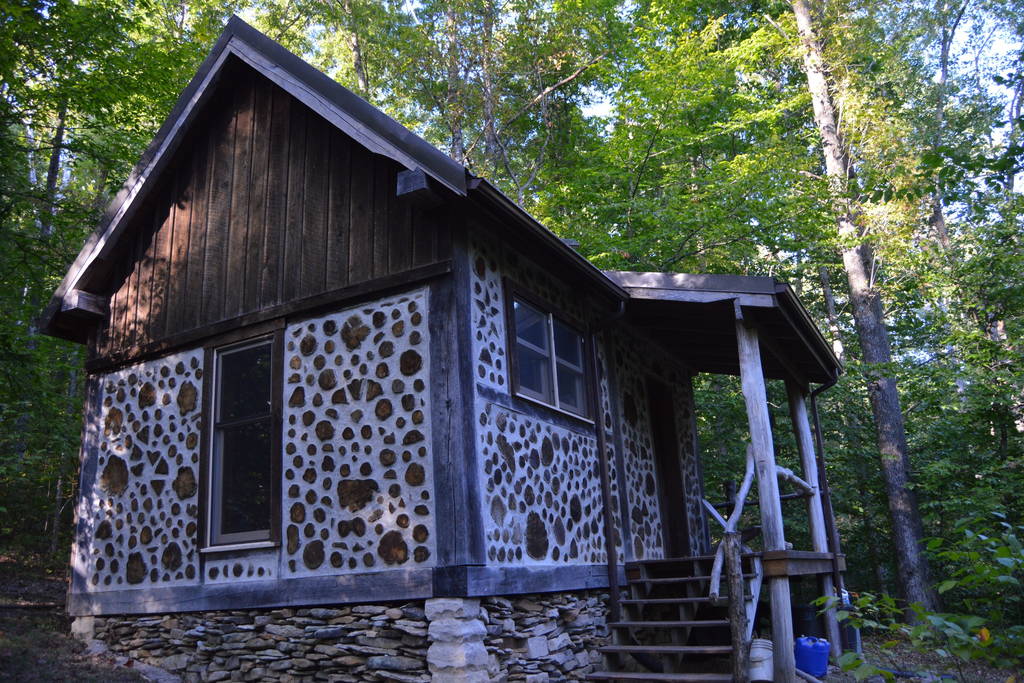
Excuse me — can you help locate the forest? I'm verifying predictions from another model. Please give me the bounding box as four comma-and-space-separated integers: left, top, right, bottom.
1, 0, 1022, 673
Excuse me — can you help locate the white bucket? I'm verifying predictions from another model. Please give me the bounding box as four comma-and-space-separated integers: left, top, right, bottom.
748, 638, 774, 682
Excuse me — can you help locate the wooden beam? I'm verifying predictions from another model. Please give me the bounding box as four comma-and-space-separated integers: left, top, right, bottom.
396, 168, 443, 208
755, 321, 809, 391
85, 261, 451, 372
735, 307, 795, 681
762, 551, 847, 577
61, 290, 108, 319
70, 567, 435, 616
621, 287, 775, 308
787, 380, 842, 658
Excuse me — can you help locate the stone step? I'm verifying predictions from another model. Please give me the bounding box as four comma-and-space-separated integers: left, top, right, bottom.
599, 644, 733, 656
608, 620, 729, 630
588, 672, 732, 682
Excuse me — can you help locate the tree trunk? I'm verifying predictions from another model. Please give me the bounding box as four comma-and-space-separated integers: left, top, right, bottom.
791, 0, 938, 613
340, 0, 369, 94
445, 5, 464, 163
929, 0, 970, 249
1007, 75, 1022, 193
14, 103, 67, 461
818, 265, 845, 362
49, 474, 63, 554
480, 0, 498, 172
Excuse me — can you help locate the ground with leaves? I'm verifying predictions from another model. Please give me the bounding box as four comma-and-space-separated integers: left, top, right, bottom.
0, 553, 144, 681
829, 634, 1018, 682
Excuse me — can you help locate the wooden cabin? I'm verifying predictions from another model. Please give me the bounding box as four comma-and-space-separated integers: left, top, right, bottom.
44, 17, 845, 682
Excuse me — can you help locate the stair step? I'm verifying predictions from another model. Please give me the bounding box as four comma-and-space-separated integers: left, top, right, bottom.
599, 644, 733, 656
609, 620, 730, 629
588, 672, 732, 682
628, 575, 755, 585
614, 593, 712, 606
628, 575, 713, 584
628, 553, 758, 566
620, 597, 712, 605
614, 593, 753, 606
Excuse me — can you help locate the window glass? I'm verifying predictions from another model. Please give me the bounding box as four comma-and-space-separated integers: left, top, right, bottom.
218, 344, 272, 421
514, 301, 549, 350
510, 294, 588, 417
553, 319, 582, 368
556, 364, 585, 414
516, 342, 552, 401
217, 420, 272, 535
211, 339, 274, 545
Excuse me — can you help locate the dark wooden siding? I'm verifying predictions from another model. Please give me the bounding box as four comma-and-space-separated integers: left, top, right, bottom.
97, 61, 450, 359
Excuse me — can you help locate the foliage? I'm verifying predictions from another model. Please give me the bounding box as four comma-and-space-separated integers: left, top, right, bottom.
929, 513, 1024, 642
816, 516, 1024, 676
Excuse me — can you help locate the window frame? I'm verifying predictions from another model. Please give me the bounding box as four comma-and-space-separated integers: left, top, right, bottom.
504, 281, 593, 421
201, 328, 283, 551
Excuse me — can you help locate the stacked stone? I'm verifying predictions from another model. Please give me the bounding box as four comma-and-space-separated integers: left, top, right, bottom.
92, 603, 431, 682
425, 598, 491, 682
480, 591, 610, 681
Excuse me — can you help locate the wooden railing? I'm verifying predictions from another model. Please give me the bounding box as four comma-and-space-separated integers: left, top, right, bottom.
701, 447, 825, 681
702, 445, 759, 681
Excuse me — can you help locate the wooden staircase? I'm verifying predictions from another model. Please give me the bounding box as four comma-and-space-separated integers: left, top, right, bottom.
588, 553, 763, 682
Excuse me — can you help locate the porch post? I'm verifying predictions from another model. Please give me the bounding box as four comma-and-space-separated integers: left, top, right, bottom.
735, 311, 796, 681
787, 379, 843, 659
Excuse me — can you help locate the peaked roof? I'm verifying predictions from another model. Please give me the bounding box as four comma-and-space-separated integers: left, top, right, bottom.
40, 16, 470, 340
42, 16, 631, 342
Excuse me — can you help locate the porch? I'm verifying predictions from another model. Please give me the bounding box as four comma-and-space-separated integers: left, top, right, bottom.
593, 271, 846, 682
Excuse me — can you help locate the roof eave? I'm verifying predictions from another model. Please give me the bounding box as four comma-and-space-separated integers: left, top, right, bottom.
772, 283, 843, 380
468, 179, 628, 305
602, 270, 842, 385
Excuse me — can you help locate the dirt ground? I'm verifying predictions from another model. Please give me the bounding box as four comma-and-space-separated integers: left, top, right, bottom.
0, 552, 144, 681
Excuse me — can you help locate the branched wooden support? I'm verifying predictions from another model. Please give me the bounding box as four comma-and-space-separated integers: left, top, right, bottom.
776, 465, 815, 495
706, 445, 754, 602
704, 445, 757, 681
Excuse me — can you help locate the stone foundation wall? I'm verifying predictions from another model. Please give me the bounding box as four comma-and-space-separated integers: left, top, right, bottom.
92, 603, 432, 682
482, 591, 610, 682
85, 590, 610, 682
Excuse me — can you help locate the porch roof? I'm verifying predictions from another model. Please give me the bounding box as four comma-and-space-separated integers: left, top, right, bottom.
604, 271, 842, 386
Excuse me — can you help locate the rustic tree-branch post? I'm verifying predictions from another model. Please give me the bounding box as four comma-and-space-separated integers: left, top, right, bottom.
724, 529, 750, 683
735, 309, 795, 681
788, 379, 842, 657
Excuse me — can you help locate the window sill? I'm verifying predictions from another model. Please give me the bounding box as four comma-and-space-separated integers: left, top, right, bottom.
200, 541, 279, 554
512, 391, 595, 426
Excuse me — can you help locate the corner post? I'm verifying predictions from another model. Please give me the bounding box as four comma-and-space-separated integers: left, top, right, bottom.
735, 306, 795, 681
787, 379, 842, 659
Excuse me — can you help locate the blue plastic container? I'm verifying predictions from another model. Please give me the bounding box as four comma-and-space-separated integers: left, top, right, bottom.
794, 636, 830, 677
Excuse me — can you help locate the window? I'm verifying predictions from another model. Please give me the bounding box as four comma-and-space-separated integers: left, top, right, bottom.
208, 337, 276, 546
510, 296, 588, 417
